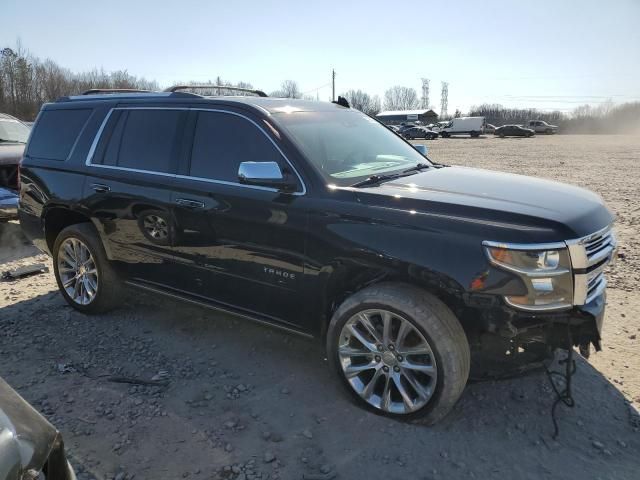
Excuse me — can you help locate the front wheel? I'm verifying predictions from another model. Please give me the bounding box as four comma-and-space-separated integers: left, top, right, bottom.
327, 283, 470, 424
53, 223, 123, 313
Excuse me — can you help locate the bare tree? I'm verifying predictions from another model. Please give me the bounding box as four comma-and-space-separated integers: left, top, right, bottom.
383, 86, 419, 111
341, 89, 381, 116
271, 80, 301, 98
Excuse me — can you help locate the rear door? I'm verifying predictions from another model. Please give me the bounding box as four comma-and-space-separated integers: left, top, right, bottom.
83, 107, 187, 284
169, 108, 308, 329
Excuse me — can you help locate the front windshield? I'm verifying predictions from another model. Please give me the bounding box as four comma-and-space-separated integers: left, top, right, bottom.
274, 110, 430, 187
0, 118, 30, 143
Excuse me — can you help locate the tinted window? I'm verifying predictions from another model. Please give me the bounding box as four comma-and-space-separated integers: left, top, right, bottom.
118, 110, 182, 173
189, 111, 283, 182
28, 109, 91, 160
94, 109, 183, 173
102, 111, 127, 166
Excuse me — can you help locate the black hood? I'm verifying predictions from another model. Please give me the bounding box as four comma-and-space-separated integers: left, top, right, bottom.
357, 166, 613, 240
0, 144, 25, 166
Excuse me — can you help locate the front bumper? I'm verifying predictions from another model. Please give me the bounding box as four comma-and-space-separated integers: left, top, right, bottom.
499, 290, 606, 351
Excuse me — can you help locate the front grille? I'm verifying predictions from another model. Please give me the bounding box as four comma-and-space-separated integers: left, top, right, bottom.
566, 225, 616, 305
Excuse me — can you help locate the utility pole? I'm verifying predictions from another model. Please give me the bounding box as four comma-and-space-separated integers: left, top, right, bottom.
421, 78, 430, 109
332, 69, 336, 102
440, 81, 449, 118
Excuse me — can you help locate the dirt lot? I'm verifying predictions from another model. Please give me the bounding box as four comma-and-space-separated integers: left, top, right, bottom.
1, 134, 639, 480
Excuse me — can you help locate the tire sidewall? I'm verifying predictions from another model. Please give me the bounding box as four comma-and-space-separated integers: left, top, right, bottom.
52, 224, 106, 313
327, 298, 449, 422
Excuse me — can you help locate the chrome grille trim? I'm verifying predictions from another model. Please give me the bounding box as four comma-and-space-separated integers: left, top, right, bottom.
567, 225, 617, 305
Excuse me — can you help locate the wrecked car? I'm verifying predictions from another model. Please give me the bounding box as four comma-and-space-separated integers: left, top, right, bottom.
18, 87, 616, 423
0, 113, 29, 192
0, 376, 76, 480
0, 187, 18, 222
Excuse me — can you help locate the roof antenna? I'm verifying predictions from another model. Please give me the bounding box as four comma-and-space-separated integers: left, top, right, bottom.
333, 96, 350, 108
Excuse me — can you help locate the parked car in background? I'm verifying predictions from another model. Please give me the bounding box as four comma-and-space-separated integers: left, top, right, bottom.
485, 123, 496, 134
439, 117, 486, 137
0, 113, 30, 191
19, 87, 615, 424
402, 126, 438, 140
387, 125, 400, 133
429, 121, 450, 133
495, 125, 535, 138
0, 186, 18, 222
0, 376, 76, 480
525, 120, 558, 134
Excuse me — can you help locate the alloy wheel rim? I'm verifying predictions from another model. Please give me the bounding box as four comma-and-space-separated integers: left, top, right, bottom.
57, 238, 99, 305
143, 215, 168, 239
338, 309, 437, 414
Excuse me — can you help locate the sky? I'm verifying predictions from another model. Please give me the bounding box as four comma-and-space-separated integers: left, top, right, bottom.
2, 0, 639, 113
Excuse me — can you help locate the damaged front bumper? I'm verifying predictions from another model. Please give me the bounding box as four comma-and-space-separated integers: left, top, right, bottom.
475, 289, 607, 356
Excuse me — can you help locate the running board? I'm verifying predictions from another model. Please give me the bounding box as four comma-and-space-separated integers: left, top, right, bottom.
125, 279, 314, 339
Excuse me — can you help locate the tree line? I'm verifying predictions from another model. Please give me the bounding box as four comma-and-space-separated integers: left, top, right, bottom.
1, 43, 638, 133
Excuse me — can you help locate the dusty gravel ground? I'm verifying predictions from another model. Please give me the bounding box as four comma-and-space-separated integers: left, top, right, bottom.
1, 134, 639, 480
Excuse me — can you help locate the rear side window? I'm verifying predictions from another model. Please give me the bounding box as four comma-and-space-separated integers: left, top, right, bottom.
93, 109, 183, 173
28, 109, 91, 160
189, 111, 284, 182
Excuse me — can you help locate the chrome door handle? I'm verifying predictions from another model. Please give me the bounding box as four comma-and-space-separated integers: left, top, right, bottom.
91, 183, 111, 193
175, 198, 205, 209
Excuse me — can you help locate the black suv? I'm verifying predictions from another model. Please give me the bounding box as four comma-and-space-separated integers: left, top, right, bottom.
19, 87, 616, 424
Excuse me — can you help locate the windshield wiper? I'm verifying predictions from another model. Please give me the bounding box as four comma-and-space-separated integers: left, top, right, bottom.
351, 163, 435, 188
0, 138, 26, 144
402, 162, 431, 174
351, 173, 404, 188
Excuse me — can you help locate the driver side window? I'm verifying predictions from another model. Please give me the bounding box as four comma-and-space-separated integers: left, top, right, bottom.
189, 111, 286, 183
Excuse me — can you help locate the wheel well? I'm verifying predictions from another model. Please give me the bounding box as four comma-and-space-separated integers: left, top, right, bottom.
320, 265, 466, 340
44, 208, 93, 252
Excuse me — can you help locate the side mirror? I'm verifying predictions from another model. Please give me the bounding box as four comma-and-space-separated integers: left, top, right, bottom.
413, 145, 428, 156
238, 161, 296, 192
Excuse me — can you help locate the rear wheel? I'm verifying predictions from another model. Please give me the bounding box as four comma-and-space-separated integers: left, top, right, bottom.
53, 223, 122, 313
327, 283, 470, 424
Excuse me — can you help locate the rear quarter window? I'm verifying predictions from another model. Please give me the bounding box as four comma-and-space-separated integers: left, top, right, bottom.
27, 109, 92, 160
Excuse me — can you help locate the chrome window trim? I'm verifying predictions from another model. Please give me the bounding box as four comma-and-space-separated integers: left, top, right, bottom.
85, 106, 306, 196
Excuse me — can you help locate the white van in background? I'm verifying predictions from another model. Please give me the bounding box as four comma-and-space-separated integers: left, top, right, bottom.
440, 117, 486, 137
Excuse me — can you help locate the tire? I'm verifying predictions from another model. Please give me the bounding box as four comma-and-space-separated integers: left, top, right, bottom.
441, 132, 449, 138
53, 223, 123, 313
545, 129, 553, 134
499, 132, 505, 138
326, 282, 470, 424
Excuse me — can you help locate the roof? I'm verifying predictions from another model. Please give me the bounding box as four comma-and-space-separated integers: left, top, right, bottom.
376, 109, 438, 117
56, 93, 349, 114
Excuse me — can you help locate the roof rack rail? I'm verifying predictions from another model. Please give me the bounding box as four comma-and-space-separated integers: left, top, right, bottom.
164, 85, 268, 97
82, 88, 153, 95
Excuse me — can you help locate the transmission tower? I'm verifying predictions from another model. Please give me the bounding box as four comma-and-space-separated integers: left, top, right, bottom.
440, 82, 449, 118
421, 78, 430, 109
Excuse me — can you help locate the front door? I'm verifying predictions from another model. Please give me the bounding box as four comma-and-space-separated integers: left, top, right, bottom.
169, 109, 308, 329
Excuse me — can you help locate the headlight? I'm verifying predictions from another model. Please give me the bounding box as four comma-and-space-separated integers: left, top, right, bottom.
483, 241, 573, 311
